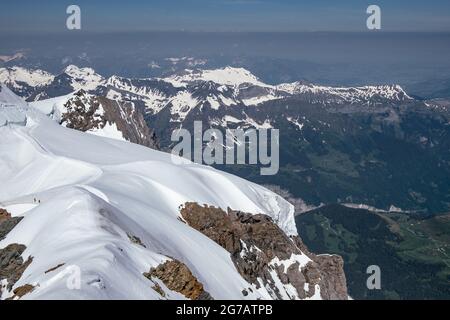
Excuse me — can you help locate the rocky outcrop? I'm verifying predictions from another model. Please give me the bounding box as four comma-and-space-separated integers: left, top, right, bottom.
97, 96, 159, 149
0, 244, 33, 292
6, 284, 35, 300
144, 259, 212, 300
180, 202, 348, 300
0, 209, 23, 241
0, 208, 11, 223
0, 208, 33, 299
313, 255, 348, 300
61, 90, 159, 149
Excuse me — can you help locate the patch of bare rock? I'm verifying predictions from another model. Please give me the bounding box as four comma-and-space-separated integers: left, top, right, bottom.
144, 259, 213, 300
180, 202, 348, 300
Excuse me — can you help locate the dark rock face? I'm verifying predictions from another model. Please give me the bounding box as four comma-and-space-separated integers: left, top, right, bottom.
0, 244, 33, 292
144, 259, 213, 300
6, 284, 35, 300
61, 90, 104, 132
60, 90, 159, 149
0, 208, 33, 299
0, 210, 23, 241
0, 208, 11, 223
180, 202, 348, 300
313, 255, 348, 300
99, 97, 160, 149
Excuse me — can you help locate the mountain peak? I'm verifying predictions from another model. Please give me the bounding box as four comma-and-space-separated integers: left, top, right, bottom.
196, 66, 267, 87
63, 65, 98, 77
62, 65, 105, 91
0, 66, 54, 88
164, 66, 268, 88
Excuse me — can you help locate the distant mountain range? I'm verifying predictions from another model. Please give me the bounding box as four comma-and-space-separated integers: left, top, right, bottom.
1, 65, 449, 215
0, 83, 348, 300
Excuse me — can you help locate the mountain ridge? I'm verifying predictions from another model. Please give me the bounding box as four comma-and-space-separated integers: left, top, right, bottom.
0, 87, 347, 300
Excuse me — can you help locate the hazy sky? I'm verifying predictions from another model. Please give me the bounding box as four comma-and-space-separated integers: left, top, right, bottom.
1, 0, 450, 33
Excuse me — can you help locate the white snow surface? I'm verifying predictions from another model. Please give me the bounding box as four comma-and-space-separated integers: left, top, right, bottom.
277, 82, 412, 103
0, 92, 298, 300
89, 122, 126, 142
0, 85, 28, 126
30, 92, 76, 121
165, 67, 270, 88
0, 67, 54, 89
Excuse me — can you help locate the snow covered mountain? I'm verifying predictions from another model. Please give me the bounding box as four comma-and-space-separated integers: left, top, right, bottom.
0, 65, 413, 123
0, 85, 347, 300
30, 89, 158, 148
0, 66, 54, 99
2, 65, 448, 215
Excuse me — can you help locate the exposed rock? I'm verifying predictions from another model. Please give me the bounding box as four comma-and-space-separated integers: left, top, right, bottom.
61, 90, 104, 132
98, 96, 159, 149
127, 233, 146, 248
45, 263, 66, 274
60, 90, 159, 149
180, 202, 348, 300
0, 208, 23, 241
151, 283, 166, 298
144, 259, 213, 300
313, 255, 348, 300
0, 209, 33, 297
0, 217, 23, 242
6, 284, 35, 300
0, 244, 33, 292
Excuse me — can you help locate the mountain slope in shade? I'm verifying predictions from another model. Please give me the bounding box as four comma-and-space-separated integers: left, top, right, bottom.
0, 86, 347, 300
296, 204, 450, 299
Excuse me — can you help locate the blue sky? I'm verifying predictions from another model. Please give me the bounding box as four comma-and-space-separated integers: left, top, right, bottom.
1, 0, 450, 33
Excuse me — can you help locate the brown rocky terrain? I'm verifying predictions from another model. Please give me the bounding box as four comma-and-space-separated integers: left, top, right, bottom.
180, 202, 348, 300
0, 244, 33, 294
144, 259, 212, 300
61, 90, 159, 149
0, 209, 33, 299
6, 284, 35, 300
0, 208, 11, 223
0, 210, 23, 242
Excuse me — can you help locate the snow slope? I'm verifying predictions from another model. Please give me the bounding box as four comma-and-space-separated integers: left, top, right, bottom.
0, 85, 28, 126
0, 87, 299, 300
0, 67, 54, 90
277, 82, 412, 104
